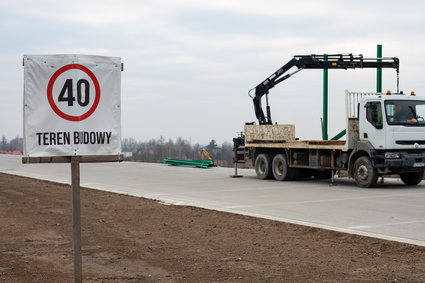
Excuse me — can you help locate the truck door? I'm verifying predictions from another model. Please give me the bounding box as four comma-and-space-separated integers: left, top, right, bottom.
360, 101, 386, 149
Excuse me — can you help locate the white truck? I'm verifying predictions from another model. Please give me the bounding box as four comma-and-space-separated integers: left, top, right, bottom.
233, 54, 425, 187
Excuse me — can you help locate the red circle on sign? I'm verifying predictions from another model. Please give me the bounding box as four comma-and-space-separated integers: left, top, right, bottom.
47, 64, 101, 121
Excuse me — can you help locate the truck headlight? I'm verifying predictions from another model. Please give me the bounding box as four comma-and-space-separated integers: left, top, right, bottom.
385, 152, 400, 159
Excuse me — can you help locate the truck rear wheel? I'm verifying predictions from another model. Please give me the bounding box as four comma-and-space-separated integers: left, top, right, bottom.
400, 170, 424, 186
255, 153, 273, 179
272, 154, 296, 181
353, 156, 378, 188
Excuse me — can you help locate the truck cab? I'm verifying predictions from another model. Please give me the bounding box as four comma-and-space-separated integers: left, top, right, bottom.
352, 92, 425, 186
360, 93, 425, 149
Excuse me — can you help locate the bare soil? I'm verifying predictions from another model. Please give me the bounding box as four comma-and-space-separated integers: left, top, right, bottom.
0, 172, 424, 282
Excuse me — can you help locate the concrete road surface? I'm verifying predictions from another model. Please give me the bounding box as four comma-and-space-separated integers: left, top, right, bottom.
1, 155, 424, 246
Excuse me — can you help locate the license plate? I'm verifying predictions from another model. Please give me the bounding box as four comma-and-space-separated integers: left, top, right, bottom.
413, 162, 425, 167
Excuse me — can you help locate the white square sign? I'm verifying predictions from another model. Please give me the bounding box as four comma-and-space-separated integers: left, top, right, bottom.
23, 54, 122, 157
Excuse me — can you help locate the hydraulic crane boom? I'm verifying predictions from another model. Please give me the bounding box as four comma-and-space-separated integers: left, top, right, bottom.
249, 54, 400, 125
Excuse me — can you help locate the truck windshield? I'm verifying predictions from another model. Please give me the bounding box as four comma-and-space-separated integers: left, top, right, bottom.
385, 100, 425, 126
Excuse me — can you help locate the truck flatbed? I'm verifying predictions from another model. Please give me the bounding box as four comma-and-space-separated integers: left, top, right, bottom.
245, 140, 347, 150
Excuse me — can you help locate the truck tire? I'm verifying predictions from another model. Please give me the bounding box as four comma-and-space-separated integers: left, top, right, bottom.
272, 154, 296, 181
400, 170, 424, 186
255, 153, 273, 179
353, 156, 378, 188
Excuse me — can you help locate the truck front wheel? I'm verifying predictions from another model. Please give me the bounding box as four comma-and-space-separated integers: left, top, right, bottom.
353, 156, 378, 188
400, 170, 424, 186
255, 153, 273, 179
272, 154, 296, 181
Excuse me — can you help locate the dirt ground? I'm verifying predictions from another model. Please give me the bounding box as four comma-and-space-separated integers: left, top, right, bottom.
0, 172, 424, 282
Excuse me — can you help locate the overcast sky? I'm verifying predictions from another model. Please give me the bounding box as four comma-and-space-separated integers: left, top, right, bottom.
2, 0, 425, 145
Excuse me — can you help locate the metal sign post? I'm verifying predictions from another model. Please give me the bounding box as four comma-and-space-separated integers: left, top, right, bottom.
71, 156, 82, 283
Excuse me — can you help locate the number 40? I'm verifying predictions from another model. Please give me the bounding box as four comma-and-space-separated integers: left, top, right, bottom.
58, 79, 90, 107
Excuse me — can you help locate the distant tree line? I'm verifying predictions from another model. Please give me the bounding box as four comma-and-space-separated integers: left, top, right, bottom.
0, 136, 23, 152
0, 135, 234, 167
122, 137, 234, 167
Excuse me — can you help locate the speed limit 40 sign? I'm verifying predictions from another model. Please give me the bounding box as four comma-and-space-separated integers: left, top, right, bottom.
47, 63, 101, 122
23, 54, 122, 157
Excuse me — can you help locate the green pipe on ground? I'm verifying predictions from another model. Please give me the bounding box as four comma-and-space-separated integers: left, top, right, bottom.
163, 158, 214, 168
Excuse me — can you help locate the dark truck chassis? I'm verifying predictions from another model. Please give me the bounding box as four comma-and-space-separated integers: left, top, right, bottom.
234, 136, 425, 187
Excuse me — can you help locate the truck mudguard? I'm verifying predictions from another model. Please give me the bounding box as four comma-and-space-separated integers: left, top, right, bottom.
347, 140, 375, 177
